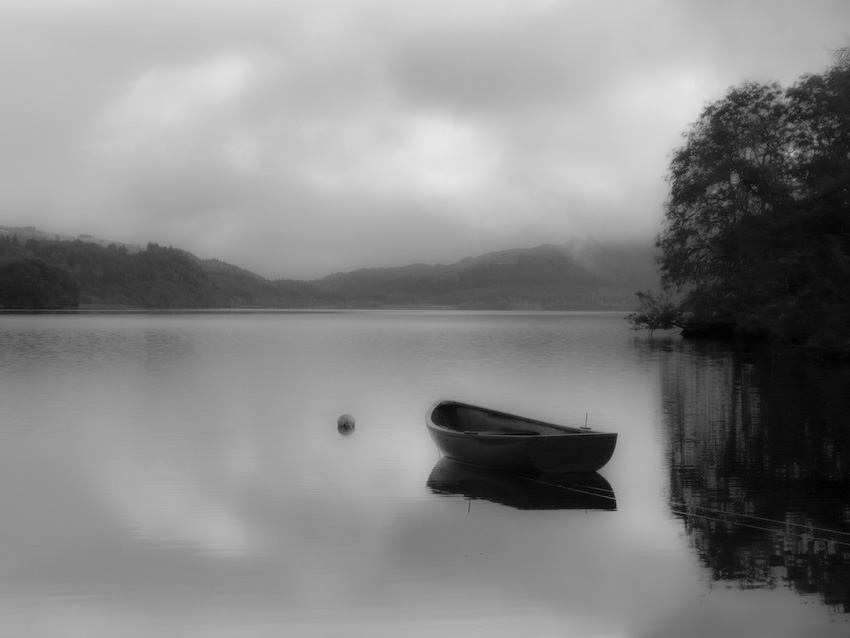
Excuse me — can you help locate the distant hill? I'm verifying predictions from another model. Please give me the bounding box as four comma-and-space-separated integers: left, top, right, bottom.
0, 234, 334, 308
314, 239, 659, 310
0, 227, 657, 310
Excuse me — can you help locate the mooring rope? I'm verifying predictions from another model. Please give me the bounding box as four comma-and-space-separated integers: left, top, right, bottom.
523, 474, 850, 550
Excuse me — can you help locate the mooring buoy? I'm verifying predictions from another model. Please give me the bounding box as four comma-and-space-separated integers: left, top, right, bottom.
337, 414, 355, 434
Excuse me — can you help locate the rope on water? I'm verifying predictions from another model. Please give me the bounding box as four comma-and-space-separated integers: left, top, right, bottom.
522, 474, 850, 549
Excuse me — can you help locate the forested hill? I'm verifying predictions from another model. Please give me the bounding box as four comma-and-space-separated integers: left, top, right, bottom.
316, 240, 658, 309
0, 228, 657, 310
0, 233, 336, 309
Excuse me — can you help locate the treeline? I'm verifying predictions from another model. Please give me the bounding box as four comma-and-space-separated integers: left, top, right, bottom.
630, 60, 850, 355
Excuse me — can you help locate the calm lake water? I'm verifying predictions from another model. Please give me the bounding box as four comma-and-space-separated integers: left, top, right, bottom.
1, 311, 849, 637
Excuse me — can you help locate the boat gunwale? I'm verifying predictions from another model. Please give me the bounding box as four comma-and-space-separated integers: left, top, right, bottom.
425, 399, 614, 438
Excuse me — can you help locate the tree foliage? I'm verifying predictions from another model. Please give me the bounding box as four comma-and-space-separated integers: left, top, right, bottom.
626, 291, 683, 335
0, 259, 80, 309
634, 61, 850, 353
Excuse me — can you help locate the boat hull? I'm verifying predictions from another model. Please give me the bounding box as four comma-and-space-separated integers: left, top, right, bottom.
426, 400, 617, 475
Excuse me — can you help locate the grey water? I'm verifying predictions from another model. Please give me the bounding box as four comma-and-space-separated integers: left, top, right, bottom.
1, 311, 849, 637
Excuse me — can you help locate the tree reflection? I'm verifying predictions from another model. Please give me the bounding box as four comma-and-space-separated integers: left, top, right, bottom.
658, 340, 850, 610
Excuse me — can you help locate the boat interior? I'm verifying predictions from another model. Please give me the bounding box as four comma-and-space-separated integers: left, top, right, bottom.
431, 403, 582, 436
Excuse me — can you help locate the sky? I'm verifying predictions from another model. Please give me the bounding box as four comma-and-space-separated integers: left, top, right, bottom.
1, 0, 848, 279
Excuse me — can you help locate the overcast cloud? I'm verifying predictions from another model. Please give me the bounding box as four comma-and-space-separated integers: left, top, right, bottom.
1, 0, 848, 278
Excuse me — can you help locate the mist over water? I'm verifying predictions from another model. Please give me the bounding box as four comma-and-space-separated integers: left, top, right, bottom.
1, 311, 849, 636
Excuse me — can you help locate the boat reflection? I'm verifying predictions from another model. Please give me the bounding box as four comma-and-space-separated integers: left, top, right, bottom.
427, 458, 616, 511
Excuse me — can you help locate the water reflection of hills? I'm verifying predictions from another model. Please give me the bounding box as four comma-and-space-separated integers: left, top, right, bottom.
427, 458, 616, 511
658, 340, 850, 610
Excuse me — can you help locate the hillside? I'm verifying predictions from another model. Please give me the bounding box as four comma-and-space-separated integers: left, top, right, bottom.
316, 240, 659, 310
0, 225, 142, 253
0, 230, 334, 308
0, 226, 657, 310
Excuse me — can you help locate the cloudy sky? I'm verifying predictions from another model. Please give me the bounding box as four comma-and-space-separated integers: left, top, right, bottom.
1, 0, 848, 279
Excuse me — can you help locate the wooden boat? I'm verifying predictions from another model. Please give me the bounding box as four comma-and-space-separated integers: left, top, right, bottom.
427, 458, 616, 510
426, 400, 617, 475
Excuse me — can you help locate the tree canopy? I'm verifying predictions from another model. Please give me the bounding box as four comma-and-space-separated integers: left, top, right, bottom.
630, 61, 850, 353
0, 259, 80, 309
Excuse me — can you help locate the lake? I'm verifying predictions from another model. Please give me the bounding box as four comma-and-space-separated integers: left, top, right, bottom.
1, 311, 849, 637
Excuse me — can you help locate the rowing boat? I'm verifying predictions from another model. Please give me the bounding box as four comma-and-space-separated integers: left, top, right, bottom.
425, 400, 617, 475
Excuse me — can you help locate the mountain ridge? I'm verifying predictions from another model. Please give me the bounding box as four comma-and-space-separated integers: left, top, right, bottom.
0, 226, 657, 310
310, 238, 658, 309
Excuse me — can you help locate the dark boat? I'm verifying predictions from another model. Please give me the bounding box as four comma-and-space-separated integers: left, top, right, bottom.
427, 457, 616, 511
426, 400, 617, 475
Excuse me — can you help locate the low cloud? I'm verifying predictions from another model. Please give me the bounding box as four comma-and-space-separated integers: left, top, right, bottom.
1, 0, 848, 277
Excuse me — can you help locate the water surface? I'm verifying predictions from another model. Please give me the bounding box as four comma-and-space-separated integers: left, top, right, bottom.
1, 311, 848, 636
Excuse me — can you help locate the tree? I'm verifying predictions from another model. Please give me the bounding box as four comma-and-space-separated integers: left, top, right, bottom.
626, 291, 683, 336
640, 61, 850, 351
